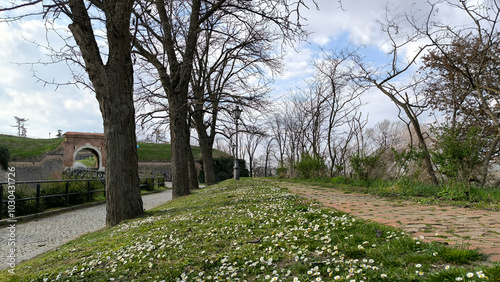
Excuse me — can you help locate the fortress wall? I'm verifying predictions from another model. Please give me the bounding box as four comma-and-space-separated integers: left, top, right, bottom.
1, 154, 64, 182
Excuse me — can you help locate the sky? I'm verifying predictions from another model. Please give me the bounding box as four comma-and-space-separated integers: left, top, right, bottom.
0, 0, 472, 139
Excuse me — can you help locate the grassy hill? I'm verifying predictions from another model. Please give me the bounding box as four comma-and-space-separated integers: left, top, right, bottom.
137, 142, 229, 162
0, 134, 228, 162
1, 179, 498, 281
0, 134, 64, 161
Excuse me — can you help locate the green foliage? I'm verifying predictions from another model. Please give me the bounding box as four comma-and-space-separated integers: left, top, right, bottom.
294, 153, 327, 179
1, 184, 39, 217
276, 167, 288, 178
41, 180, 102, 209
392, 147, 424, 178
198, 157, 249, 183
350, 151, 383, 181
431, 125, 486, 183
0, 145, 10, 170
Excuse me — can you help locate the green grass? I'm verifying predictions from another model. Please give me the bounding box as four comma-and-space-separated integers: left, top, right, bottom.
0, 135, 64, 161
284, 176, 500, 210
2, 179, 497, 281
0, 134, 228, 162
137, 142, 229, 162
75, 156, 97, 167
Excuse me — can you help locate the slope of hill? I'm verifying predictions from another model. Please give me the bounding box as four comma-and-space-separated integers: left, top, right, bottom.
0, 135, 64, 161
0, 134, 228, 162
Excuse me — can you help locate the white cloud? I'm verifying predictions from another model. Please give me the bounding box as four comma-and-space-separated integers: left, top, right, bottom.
0, 0, 484, 139
0, 20, 103, 138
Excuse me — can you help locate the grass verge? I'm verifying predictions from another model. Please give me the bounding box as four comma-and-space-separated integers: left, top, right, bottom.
2, 179, 498, 281
282, 177, 500, 211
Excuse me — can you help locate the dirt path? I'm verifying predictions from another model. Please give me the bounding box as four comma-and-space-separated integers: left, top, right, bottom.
274, 181, 500, 263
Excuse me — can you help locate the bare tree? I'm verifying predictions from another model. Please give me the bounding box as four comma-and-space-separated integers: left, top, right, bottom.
132, 0, 314, 196
241, 121, 266, 177
412, 0, 500, 185
269, 113, 288, 169
1, 0, 144, 226
188, 10, 278, 185
353, 13, 438, 185
12, 116, 28, 137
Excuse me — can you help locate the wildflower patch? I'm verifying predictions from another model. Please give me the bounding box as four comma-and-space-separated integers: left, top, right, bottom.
2, 179, 497, 281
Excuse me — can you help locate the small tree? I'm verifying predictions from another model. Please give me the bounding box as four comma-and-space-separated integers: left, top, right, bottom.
0, 145, 10, 170
431, 125, 487, 184
350, 151, 383, 182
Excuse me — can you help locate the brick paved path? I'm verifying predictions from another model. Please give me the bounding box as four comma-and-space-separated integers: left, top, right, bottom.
0, 190, 172, 270
277, 182, 500, 263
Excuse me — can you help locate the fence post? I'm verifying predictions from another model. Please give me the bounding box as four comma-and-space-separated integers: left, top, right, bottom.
66, 181, 70, 204
36, 183, 41, 212
87, 181, 91, 202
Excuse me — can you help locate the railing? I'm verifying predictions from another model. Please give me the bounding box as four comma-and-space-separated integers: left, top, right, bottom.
0, 176, 166, 219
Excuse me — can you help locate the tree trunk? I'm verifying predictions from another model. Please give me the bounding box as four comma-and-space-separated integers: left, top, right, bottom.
406, 106, 439, 185
169, 91, 191, 198
187, 142, 200, 190
480, 131, 500, 186
68, 0, 143, 227
200, 138, 216, 185
196, 125, 216, 186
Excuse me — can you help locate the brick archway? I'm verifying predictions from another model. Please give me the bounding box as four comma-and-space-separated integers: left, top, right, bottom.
62, 132, 105, 171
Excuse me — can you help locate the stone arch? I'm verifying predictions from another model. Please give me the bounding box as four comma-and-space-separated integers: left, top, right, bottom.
73, 145, 103, 171
62, 132, 105, 171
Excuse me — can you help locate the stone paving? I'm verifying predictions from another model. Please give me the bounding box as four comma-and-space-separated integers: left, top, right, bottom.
277, 182, 500, 263
0, 190, 172, 270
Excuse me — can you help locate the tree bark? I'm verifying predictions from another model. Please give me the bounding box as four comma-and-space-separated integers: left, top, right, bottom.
169, 90, 191, 198
199, 136, 216, 185
480, 131, 500, 186
68, 0, 143, 226
187, 141, 200, 190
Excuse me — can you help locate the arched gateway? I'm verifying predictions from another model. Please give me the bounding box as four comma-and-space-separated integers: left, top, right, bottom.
62, 132, 105, 171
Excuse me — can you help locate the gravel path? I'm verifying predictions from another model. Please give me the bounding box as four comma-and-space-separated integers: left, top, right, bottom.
0, 190, 172, 270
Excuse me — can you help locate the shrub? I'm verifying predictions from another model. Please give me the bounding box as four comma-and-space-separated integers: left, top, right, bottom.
430, 125, 487, 183
350, 151, 383, 181
1, 184, 39, 217
276, 167, 288, 178
198, 157, 249, 183
294, 153, 327, 179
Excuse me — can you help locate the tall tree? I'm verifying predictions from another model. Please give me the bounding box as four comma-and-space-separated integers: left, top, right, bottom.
1, 0, 143, 226
132, 0, 314, 195
413, 0, 500, 185
353, 13, 439, 185
189, 11, 278, 185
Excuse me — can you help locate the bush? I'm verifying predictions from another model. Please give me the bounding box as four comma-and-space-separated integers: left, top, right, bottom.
276, 167, 288, 178
431, 125, 486, 183
41, 180, 102, 209
1, 184, 39, 217
198, 157, 249, 183
350, 151, 383, 181
0, 145, 10, 170
294, 153, 327, 179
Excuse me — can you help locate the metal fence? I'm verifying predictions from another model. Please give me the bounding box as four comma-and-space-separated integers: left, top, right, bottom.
0, 176, 165, 219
